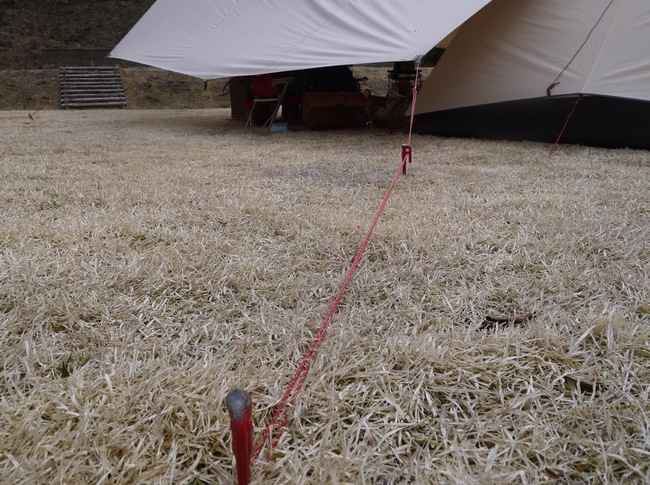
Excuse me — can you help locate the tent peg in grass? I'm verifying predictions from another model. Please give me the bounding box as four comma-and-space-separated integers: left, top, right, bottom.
226, 389, 253, 485
401, 144, 412, 174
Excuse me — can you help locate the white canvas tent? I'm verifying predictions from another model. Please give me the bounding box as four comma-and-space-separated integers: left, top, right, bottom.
412, 0, 650, 150
109, 0, 490, 80
111, 0, 650, 149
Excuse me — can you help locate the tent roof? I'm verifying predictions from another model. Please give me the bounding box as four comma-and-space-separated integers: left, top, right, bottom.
109, 0, 490, 80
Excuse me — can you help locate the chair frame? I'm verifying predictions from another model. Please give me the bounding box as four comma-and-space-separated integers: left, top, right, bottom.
245, 76, 291, 131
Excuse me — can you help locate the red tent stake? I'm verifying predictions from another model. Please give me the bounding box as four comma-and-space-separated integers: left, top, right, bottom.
226, 389, 253, 485
401, 144, 412, 174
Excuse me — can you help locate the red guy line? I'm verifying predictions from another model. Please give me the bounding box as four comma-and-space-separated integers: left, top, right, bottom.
252, 60, 422, 461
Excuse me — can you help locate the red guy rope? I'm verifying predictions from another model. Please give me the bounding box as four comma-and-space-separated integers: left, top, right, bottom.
546, 0, 613, 96
406, 61, 421, 147
28, 98, 53, 121
547, 1, 612, 151
549, 96, 582, 155
252, 61, 422, 461
252, 157, 406, 461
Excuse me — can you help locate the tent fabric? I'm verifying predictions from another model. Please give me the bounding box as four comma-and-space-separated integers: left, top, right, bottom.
109, 0, 491, 80
414, 0, 650, 114
412, 0, 650, 149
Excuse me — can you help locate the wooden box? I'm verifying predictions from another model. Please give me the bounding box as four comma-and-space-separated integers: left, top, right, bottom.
302, 92, 368, 130
229, 76, 253, 120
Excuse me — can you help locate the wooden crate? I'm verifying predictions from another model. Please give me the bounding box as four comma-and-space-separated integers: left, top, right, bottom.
229, 76, 253, 120
302, 92, 368, 129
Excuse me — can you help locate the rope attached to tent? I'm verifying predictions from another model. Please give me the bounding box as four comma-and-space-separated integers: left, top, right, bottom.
251, 61, 422, 463
547, 0, 613, 152
550, 95, 582, 155
546, 0, 614, 97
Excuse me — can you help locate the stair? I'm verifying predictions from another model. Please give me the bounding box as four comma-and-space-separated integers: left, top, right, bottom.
59, 66, 127, 109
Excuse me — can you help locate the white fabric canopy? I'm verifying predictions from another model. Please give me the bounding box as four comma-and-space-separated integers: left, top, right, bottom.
109, 0, 491, 80
415, 0, 650, 114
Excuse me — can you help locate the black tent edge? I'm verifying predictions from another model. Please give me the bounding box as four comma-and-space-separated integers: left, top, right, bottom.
412, 94, 650, 150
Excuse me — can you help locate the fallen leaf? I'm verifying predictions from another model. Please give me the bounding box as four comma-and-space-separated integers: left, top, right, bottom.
565, 375, 599, 394
480, 312, 534, 330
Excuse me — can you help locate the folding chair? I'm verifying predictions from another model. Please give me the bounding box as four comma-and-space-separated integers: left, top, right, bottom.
245, 74, 282, 129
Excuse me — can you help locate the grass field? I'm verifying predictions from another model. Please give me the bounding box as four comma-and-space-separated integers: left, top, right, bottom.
1, 108, 649, 483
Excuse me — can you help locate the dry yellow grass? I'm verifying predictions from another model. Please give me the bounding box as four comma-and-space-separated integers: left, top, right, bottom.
1, 108, 649, 484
